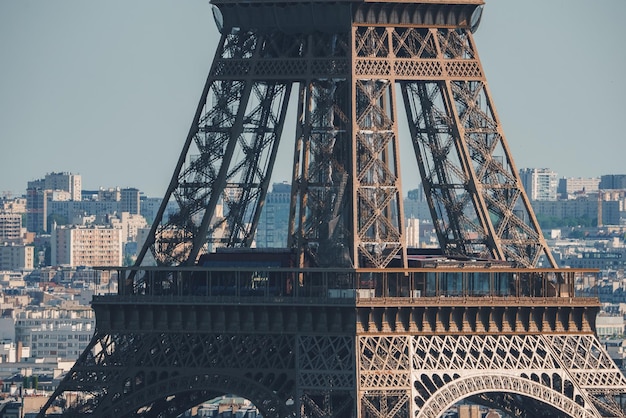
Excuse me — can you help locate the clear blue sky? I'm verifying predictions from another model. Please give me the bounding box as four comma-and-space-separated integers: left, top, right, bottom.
1, 0, 624, 198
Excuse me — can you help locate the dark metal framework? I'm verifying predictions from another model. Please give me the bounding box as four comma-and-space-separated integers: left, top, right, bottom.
39, 267, 626, 417
134, 0, 554, 270
38, 0, 626, 417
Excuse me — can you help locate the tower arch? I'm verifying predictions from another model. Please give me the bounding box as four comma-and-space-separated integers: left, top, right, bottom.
417, 373, 596, 418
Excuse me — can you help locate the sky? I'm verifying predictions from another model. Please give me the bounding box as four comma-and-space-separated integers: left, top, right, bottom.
0, 0, 624, 198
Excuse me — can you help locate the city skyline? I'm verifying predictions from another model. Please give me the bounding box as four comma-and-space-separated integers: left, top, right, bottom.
1, 0, 625, 198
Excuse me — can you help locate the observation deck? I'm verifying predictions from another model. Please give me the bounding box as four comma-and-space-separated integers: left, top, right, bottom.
211, 0, 484, 33
94, 265, 600, 337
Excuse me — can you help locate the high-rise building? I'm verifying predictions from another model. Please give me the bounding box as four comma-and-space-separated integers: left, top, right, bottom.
26, 187, 49, 233
108, 212, 148, 242
405, 217, 420, 248
98, 187, 121, 202
43, 172, 82, 201
140, 197, 161, 224
0, 244, 34, 270
0, 212, 22, 243
598, 190, 626, 226
120, 188, 140, 215
600, 174, 626, 190
256, 182, 291, 248
51, 225, 123, 267
404, 187, 430, 220
519, 168, 558, 201
26, 172, 82, 233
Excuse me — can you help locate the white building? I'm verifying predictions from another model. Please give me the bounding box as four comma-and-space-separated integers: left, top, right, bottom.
406, 217, 420, 248
51, 225, 123, 267
108, 212, 148, 243
519, 168, 558, 201
15, 306, 95, 360
596, 314, 625, 338
558, 177, 600, 199
0, 341, 29, 363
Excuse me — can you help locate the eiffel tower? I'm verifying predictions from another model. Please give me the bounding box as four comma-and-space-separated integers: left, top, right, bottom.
39, 0, 626, 417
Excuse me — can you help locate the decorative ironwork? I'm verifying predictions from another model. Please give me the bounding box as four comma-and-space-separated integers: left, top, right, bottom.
38, 0, 626, 417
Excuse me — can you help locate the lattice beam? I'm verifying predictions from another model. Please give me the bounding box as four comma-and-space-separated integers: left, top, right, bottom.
357, 333, 626, 418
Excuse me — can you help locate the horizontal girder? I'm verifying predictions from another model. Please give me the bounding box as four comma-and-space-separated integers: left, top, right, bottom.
214, 1, 482, 33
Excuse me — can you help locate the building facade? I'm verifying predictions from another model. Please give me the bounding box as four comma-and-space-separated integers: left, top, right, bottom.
531, 197, 598, 222
0, 213, 22, 243
0, 244, 34, 270
564, 251, 625, 271
256, 183, 291, 248
120, 188, 141, 215
14, 306, 95, 360
558, 177, 600, 199
520, 168, 558, 201
600, 175, 626, 190
51, 225, 123, 267
43, 172, 82, 201
26, 188, 49, 233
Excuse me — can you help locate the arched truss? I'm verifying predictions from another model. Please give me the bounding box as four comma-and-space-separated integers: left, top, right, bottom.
358, 334, 626, 418
94, 372, 293, 418
40, 329, 357, 418
40, 331, 298, 418
418, 374, 596, 418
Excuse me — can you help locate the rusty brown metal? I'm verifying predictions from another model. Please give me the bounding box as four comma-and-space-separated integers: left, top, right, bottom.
39, 1, 626, 417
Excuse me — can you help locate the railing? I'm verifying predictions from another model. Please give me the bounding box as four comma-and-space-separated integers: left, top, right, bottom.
94, 266, 599, 305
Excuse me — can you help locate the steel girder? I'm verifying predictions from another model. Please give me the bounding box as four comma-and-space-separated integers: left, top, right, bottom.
395, 28, 556, 267
289, 78, 353, 268
135, 30, 292, 266
288, 26, 408, 269
38, 329, 357, 417
133, 14, 554, 270
352, 76, 407, 269
136, 24, 555, 269
38, 301, 626, 418
357, 333, 626, 418
71, 3, 622, 418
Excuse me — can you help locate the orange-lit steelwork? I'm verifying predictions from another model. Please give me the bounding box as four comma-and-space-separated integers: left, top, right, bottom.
39, 0, 626, 417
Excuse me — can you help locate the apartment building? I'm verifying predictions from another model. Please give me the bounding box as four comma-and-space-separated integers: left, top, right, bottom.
51, 225, 123, 267
558, 177, 600, 198
26, 188, 49, 233
108, 212, 148, 243
520, 168, 558, 201
14, 306, 94, 360
120, 188, 140, 215
42, 172, 82, 201
1, 197, 27, 214
600, 174, 626, 190
0, 213, 22, 243
0, 244, 34, 270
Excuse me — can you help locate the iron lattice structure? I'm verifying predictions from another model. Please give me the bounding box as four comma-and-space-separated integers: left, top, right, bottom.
39, 0, 626, 417
39, 273, 626, 417
133, 0, 556, 270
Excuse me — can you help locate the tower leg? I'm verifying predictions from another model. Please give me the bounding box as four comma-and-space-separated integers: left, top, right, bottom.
398, 28, 556, 267
136, 30, 292, 266
290, 79, 352, 268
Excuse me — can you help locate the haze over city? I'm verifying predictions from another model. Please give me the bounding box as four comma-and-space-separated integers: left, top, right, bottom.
1, 0, 624, 197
